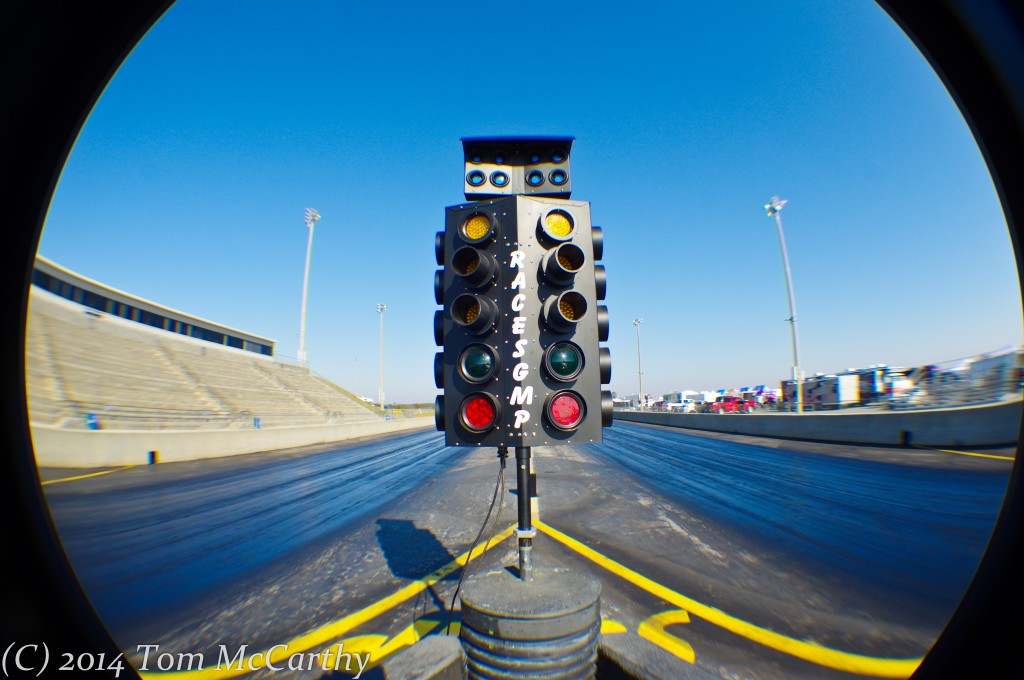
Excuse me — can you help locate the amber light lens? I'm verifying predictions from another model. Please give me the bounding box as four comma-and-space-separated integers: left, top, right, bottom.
543, 291, 587, 333
453, 247, 480, 276
452, 293, 497, 335
545, 211, 573, 238
559, 297, 578, 320
463, 214, 492, 242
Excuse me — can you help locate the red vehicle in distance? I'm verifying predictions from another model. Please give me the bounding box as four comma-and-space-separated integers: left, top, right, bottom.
709, 395, 757, 414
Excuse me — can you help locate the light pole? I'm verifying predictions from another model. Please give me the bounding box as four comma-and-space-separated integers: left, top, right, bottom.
376, 303, 386, 409
297, 208, 321, 366
633, 318, 644, 409
354, 355, 360, 398
764, 196, 803, 413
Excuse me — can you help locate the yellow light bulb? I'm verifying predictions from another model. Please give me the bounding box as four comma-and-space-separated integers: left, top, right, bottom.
546, 212, 573, 238
464, 215, 491, 241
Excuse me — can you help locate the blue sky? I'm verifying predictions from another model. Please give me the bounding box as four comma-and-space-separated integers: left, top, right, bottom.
38, 0, 1022, 403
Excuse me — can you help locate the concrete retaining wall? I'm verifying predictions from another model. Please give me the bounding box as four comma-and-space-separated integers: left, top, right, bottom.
32, 417, 435, 468
614, 400, 1023, 448
33, 400, 1021, 468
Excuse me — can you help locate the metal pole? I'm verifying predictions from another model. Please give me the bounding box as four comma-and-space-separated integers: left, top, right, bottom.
354, 355, 359, 399
765, 197, 803, 413
633, 318, 644, 409
298, 208, 321, 366
376, 304, 386, 409
514, 446, 534, 582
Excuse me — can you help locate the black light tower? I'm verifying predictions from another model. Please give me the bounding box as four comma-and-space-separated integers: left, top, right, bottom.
434, 136, 612, 581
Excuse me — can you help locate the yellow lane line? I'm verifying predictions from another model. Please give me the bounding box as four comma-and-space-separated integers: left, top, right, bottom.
535, 519, 923, 678
41, 465, 135, 485
139, 525, 516, 679
930, 448, 1015, 460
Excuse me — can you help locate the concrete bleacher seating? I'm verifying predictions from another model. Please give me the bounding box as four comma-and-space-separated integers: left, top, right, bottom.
25, 287, 382, 431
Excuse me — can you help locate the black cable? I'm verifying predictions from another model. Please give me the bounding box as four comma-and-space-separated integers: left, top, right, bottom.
476, 456, 508, 578
480, 460, 508, 556
446, 447, 507, 635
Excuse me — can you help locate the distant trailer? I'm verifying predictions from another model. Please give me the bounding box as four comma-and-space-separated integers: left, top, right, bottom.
782, 374, 860, 408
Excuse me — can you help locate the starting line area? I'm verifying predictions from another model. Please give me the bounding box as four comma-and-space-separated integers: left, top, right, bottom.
136, 522, 923, 679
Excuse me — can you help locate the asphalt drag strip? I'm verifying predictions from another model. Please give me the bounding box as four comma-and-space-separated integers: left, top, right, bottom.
72, 433, 963, 680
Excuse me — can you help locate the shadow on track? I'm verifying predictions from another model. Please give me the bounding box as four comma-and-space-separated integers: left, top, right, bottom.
375, 518, 457, 614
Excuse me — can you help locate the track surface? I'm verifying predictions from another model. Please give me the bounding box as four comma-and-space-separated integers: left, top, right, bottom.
40, 423, 1012, 678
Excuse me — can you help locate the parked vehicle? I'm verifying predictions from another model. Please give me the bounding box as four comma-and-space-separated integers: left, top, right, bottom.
709, 395, 757, 413
668, 399, 696, 413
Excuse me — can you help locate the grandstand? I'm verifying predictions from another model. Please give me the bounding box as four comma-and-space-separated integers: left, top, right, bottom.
25, 262, 385, 433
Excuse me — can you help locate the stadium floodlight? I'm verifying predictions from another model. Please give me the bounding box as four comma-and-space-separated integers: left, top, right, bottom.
633, 318, 644, 409
297, 208, 321, 366
377, 303, 386, 409
764, 196, 804, 413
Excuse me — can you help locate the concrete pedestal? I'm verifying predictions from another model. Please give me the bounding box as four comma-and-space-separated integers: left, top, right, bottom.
459, 566, 602, 680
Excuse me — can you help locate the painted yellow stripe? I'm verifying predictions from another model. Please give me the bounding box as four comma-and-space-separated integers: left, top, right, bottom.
638, 610, 695, 663
601, 619, 628, 635
41, 465, 135, 485
932, 448, 1014, 460
138, 525, 516, 679
535, 520, 923, 678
